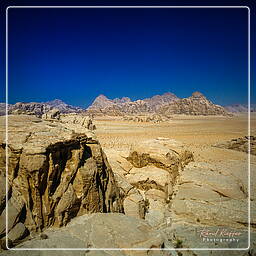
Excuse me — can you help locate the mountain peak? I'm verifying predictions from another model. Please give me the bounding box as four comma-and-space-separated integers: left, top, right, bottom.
88, 94, 114, 109
45, 99, 68, 106
191, 91, 205, 98
95, 94, 109, 100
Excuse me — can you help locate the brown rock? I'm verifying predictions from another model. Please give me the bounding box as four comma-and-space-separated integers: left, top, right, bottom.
0, 115, 122, 241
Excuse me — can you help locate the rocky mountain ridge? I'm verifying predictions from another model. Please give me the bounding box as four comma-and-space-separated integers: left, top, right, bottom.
87, 91, 229, 116
0, 99, 85, 117
224, 103, 256, 113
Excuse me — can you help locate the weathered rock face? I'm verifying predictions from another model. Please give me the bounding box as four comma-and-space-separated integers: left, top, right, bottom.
0, 115, 122, 244
104, 138, 194, 226
158, 92, 230, 116
213, 136, 256, 155
166, 159, 255, 254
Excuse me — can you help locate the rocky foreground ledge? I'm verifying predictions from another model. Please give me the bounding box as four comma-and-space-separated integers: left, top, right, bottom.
0, 115, 122, 247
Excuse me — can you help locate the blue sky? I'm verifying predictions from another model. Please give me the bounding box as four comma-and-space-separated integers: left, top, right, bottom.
0, 5, 252, 108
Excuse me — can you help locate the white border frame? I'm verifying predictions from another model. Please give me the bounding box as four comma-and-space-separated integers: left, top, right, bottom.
5, 5, 251, 252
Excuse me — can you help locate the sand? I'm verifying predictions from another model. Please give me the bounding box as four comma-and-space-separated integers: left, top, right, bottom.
94, 113, 256, 165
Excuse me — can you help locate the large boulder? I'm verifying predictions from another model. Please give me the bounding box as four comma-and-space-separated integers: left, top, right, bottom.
41, 108, 60, 120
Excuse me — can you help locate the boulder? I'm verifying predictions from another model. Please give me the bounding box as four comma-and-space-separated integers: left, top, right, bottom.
42, 108, 60, 120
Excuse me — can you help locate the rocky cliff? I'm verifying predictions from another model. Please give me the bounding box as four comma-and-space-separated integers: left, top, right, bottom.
0, 115, 122, 246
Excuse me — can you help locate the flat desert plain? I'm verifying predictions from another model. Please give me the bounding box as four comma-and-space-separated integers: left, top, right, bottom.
95, 113, 256, 165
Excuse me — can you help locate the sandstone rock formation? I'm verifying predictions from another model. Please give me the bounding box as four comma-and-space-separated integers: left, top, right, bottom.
158, 92, 230, 116
0, 115, 122, 246
213, 136, 256, 155
167, 159, 255, 254
104, 138, 194, 227
42, 108, 60, 120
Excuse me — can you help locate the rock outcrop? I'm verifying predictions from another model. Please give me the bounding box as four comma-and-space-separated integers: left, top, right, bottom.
42, 108, 60, 120
59, 114, 96, 131
104, 138, 194, 227
213, 136, 256, 155
167, 159, 255, 254
158, 92, 230, 116
0, 115, 122, 246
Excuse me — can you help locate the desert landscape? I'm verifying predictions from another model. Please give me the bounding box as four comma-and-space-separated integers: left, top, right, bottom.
1, 4, 252, 255
0, 91, 255, 256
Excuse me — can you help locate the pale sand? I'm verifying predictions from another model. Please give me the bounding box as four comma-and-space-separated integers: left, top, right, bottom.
94, 113, 256, 165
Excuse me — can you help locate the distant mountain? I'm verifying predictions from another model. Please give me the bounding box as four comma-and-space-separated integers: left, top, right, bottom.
87, 92, 179, 115
86, 91, 229, 116
224, 104, 256, 113
0, 103, 6, 116
0, 99, 85, 116
44, 99, 85, 113
157, 92, 229, 116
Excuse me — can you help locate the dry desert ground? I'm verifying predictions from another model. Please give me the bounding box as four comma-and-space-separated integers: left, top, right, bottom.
95, 113, 256, 165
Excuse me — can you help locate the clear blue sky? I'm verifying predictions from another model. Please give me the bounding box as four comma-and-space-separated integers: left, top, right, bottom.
0, 4, 252, 108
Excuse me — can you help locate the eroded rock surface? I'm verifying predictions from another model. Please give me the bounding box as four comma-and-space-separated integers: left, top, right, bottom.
0, 115, 122, 245
213, 136, 256, 155
3, 213, 178, 256
104, 138, 194, 226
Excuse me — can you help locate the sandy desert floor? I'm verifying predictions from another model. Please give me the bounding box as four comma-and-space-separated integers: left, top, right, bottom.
94, 113, 256, 165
